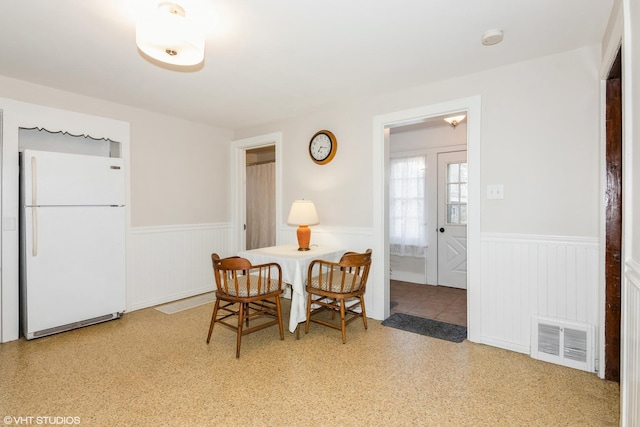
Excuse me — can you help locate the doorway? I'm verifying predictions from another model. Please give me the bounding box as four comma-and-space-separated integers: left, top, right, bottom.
387, 116, 468, 324
231, 132, 283, 253
604, 47, 622, 382
372, 96, 481, 340
245, 146, 276, 249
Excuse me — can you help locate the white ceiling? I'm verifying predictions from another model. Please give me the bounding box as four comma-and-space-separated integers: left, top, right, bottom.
0, 0, 614, 130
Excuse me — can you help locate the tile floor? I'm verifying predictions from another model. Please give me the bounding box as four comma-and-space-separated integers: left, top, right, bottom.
390, 279, 467, 326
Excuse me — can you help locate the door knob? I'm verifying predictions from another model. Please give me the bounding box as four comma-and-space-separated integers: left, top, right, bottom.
439, 227, 445, 233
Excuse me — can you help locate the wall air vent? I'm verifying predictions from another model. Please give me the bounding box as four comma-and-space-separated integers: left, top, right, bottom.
531, 316, 595, 372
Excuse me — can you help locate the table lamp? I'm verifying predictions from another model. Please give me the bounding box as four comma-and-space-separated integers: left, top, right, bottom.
287, 200, 319, 251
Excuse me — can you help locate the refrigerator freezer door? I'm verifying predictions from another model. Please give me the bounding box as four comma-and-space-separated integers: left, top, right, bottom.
22, 149, 125, 206
21, 206, 125, 336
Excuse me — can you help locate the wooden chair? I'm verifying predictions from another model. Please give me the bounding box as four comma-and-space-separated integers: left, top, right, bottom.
304, 249, 372, 343
207, 253, 284, 358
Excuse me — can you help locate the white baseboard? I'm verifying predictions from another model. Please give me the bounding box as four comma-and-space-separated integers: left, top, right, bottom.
389, 271, 425, 284
128, 285, 215, 311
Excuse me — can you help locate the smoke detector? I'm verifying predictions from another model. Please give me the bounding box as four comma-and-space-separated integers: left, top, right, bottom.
482, 29, 504, 46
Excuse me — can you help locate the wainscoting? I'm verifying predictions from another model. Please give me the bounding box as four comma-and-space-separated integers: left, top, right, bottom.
127, 227, 604, 369
277, 226, 373, 253
623, 260, 640, 425
128, 223, 231, 311
278, 225, 379, 315
480, 233, 599, 357
127, 223, 373, 313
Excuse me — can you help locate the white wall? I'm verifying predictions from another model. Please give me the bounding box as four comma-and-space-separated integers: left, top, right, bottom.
129, 114, 231, 226
0, 75, 233, 226
0, 76, 233, 341
235, 45, 602, 355
249, 106, 377, 228
0, 43, 606, 364
236, 46, 601, 238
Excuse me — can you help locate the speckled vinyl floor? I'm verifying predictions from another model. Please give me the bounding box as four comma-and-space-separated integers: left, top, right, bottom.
0, 298, 619, 426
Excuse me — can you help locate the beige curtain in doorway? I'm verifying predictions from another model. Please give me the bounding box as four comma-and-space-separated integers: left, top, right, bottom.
246, 162, 276, 249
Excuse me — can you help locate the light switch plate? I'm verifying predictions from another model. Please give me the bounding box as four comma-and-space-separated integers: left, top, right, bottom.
487, 184, 504, 199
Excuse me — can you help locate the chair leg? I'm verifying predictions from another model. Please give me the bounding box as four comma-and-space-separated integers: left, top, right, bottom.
206, 298, 220, 344
304, 291, 313, 334
245, 302, 250, 328
360, 296, 368, 330
339, 298, 347, 344
275, 296, 284, 340
236, 302, 245, 358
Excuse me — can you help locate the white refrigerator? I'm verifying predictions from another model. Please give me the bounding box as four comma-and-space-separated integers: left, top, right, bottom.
20, 149, 126, 339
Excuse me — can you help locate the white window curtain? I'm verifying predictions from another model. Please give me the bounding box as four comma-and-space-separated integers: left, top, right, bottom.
389, 155, 427, 258
246, 162, 275, 249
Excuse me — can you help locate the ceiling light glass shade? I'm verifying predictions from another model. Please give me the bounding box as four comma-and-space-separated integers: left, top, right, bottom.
482, 29, 504, 46
444, 114, 466, 127
136, 2, 205, 66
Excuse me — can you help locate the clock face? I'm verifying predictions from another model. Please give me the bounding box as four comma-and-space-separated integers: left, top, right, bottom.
309, 130, 337, 164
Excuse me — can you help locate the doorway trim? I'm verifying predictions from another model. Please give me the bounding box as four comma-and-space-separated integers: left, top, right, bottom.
598, 40, 623, 381
372, 95, 481, 342
231, 132, 283, 253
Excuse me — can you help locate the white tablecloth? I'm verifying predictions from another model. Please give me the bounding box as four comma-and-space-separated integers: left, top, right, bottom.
237, 244, 344, 333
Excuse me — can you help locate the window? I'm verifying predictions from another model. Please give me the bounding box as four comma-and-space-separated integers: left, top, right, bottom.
389, 155, 427, 258
446, 162, 468, 225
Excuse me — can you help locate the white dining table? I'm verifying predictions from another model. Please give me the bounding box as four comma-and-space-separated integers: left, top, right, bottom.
237, 244, 344, 333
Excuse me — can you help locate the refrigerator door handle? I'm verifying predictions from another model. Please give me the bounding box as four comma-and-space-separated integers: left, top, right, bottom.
31, 156, 38, 256
31, 156, 37, 206
32, 207, 38, 257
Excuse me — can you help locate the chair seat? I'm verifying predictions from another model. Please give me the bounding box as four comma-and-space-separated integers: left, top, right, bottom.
308, 272, 362, 294
224, 274, 281, 297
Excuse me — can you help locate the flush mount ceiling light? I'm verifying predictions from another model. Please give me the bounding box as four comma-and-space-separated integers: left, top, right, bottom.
444, 114, 466, 129
136, 2, 205, 66
482, 29, 504, 46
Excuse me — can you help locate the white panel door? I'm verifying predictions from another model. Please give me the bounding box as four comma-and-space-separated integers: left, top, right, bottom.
437, 151, 467, 289
22, 206, 125, 334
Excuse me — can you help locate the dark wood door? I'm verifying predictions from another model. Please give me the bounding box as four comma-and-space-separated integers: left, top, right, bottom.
604, 48, 622, 382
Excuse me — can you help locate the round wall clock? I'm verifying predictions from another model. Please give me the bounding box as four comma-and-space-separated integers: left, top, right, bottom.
309, 130, 337, 165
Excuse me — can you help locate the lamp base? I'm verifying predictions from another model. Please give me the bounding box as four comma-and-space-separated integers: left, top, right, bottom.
296, 225, 311, 251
